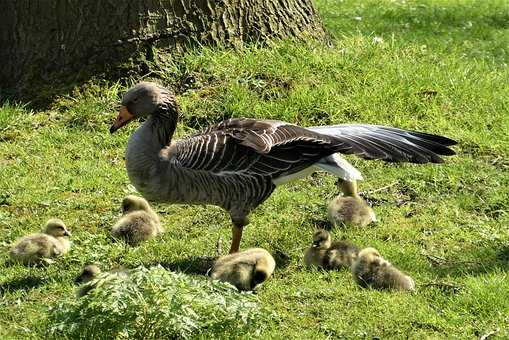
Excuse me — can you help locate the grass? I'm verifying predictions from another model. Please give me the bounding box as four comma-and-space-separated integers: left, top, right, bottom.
1, 0, 508, 338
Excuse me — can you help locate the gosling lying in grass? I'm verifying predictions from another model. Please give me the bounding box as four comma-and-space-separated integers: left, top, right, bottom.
111, 195, 163, 246
75, 264, 129, 297
304, 229, 329, 268
9, 219, 71, 265
352, 247, 415, 291
327, 195, 376, 227
210, 248, 276, 291
304, 229, 359, 270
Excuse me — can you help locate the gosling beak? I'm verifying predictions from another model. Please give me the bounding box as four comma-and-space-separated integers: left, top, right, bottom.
110, 105, 135, 133
64, 230, 71, 237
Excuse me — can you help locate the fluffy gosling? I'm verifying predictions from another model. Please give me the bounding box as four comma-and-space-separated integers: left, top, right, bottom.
75, 264, 102, 283
352, 247, 415, 291
327, 195, 376, 227
304, 229, 359, 269
210, 248, 276, 291
75, 264, 102, 297
111, 195, 163, 246
327, 180, 376, 227
75, 264, 128, 297
9, 219, 71, 265
304, 229, 330, 268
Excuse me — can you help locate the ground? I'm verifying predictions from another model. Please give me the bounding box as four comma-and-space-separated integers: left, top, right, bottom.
1, 0, 508, 338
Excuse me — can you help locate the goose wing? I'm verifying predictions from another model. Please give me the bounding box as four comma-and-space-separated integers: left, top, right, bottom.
168, 119, 457, 177
169, 118, 343, 177
309, 124, 457, 163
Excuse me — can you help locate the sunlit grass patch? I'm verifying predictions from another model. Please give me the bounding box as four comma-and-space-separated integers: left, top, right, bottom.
1, 0, 508, 338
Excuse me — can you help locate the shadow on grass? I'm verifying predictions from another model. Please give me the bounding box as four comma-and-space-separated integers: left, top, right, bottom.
272, 249, 292, 269
0, 276, 45, 295
155, 256, 217, 276
426, 245, 509, 279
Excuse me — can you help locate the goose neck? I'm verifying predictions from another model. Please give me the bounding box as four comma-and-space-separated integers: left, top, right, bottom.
125, 110, 178, 200
150, 106, 178, 148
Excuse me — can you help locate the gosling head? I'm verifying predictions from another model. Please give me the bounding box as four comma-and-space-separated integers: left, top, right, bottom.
121, 195, 151, 214
311, 229, 332, 250
110, 82, 177, 133
44, 219, 71, 237
357, 247, 383, 266
75, 264, 102, 284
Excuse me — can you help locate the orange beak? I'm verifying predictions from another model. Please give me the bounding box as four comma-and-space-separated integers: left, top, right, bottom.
110, 105, 135, 133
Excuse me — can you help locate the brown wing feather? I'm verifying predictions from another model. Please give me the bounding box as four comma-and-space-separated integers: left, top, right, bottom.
309, 124, 456, 163
172, 118, 340, 178
171, 118, 456, 177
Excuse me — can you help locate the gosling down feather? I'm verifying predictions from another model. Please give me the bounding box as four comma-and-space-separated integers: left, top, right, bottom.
352, 247, 415, 291
210, 248, 276, 291
110, 82, 456, 253
327, 195, 376, 227
111, 195, 163, 246
9, 219, 71, 265
75, 264, 129, 297
304, 229, 359, 270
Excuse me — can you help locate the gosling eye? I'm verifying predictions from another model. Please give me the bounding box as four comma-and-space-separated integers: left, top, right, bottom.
122, 203, 130, 213
131, 97, 138, 104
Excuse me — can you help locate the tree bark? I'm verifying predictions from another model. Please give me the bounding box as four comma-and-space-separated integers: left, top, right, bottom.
0, 0, 324, 103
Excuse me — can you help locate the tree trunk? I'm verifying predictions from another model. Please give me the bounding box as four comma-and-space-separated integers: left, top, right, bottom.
0, 0, 324, 103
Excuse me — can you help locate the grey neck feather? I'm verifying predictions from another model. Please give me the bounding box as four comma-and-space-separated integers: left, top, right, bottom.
125, 103, 178, 198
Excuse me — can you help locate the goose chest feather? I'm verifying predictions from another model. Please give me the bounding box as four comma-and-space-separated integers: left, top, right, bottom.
111, 82, 456, 253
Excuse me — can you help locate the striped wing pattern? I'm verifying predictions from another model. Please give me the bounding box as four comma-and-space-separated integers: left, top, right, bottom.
171, 118, 457, 179
309, 124, 457, 163
172, 118, 342, 178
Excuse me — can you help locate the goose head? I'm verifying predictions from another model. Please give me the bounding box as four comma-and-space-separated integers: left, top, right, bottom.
110, 82, 177, 133
121, 195, 151, 214
311, 229, 331, 249
44, 218, 71, 237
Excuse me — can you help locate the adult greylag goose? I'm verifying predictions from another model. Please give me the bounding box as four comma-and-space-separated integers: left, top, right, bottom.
110, 82, 456, 253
